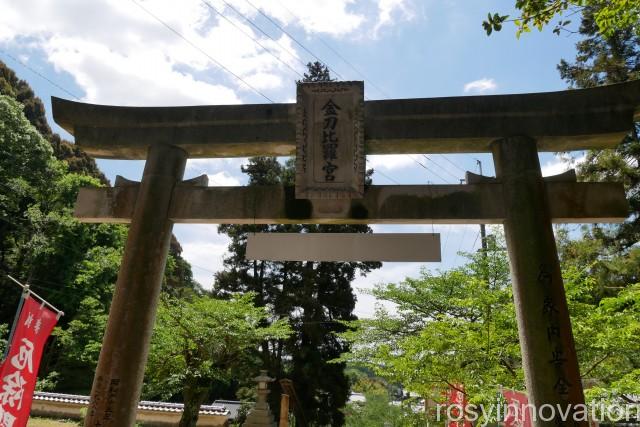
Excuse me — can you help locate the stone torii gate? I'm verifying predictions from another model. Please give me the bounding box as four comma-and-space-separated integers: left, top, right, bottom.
52, 80, 639, 427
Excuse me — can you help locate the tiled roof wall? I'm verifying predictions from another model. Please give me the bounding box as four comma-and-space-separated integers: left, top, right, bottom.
34, 392, 230, 416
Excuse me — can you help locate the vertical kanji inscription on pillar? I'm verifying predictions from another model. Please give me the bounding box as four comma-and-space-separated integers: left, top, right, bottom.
296, 81, 365, 199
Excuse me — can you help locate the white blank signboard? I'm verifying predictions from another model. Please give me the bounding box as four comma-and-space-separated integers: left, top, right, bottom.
246, 233, 441, 262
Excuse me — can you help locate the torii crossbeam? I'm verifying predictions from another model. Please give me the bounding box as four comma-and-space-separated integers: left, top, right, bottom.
52, 80, 640, 427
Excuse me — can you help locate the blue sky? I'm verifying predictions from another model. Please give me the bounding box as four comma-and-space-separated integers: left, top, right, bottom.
0, 0, 585, 316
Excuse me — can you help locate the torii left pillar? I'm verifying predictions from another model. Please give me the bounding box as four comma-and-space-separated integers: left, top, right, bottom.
85, 144, 187, 426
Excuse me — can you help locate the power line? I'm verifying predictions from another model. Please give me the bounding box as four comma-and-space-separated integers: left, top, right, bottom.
442, 224, 451, 254
433, 224, 449, 263
438, 154, 468, 175
213, 7, 417, 188
374, 169, 401, 184
242, 0, 345, 80
252, 0, 512, 181
422, 155, 461, 182
4, 9, 481, 189
190, 262, 219, 275
130, 0, 275, 103
315, 38, 389, 98
410, 155, 451, 184
0, 49, 82, 100
235, 3, 480, 179
367, 158, 453, 264
6, 4, 472, 270
275, 0, 390, 99
455, 225, 469, 265
365, 159, 401, 184
201, 0, 303, 79
225, 0, 378, 102
471, 230, 481, 251
218, 0, 309, 72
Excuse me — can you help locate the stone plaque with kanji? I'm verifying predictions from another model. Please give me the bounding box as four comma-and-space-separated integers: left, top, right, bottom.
296, 81, 365, 199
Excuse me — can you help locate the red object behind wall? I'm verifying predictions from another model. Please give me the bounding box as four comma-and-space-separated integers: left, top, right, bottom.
448, 384, 472, 427
503, 389, 533, 427
0, 296, 58, 427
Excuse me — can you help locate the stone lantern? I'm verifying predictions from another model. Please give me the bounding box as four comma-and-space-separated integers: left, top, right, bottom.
243, 370, 276, 427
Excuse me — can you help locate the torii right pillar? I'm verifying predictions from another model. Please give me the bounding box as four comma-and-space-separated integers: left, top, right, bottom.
493, 136, 585, 427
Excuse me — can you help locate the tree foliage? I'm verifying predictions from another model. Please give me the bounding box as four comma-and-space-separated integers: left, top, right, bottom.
214, 157, 380, 426
300, 61, 333, 83
558, 7, 640, 249
0, 60, 107, 183
343, 391, 407, 427
341, 10, 640, 421
0, 323, 7, 356
338, 237, 522, 410
484, 1, 639, 38
213, 63, 380, 426
0, 64, 202, 399
145, 293, 291, 427
340, 231, 640, 421
164, 236, 205, 298
563, 263, 640, 403
555, 8, 640, 403
0, 92, 124, 392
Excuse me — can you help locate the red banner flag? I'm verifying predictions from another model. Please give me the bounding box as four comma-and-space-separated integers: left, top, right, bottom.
447, 384, 472, 427
0, 296, 58, 427
503, 389, 532, 427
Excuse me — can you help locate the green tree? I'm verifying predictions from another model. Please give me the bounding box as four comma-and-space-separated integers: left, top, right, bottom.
0, 85, 118, 329
343, 391, 407, 427
215, 157, 380, 426
0, 89, 118, 395
164, 237, 205, 298
341, 229, 640, 418
0, 93, 66, 319
552, 6, 640, 405
144, 293, 291, 427
0, 323, 7, 356
338, 236, 522, 414
557, 7, 640, 249
484, 1, 639, 38
300, 61, 333, 83
0, 60, 107, 183
213, 63, 380, 426
52, 296, 109, 392
0, 65, 201, 397
561, 258, 640, 406
554, 226, 640, 412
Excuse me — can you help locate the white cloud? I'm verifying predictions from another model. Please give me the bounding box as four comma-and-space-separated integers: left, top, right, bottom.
242, 71, 284, 91
186, 158, 247, 185
0, 0, 416, 108
463, 78, 497, 94
541, 153, 586, 177
373, 0, 415, 36
353, 262, 423, 317
174, 224, 230, 289
207, 171, 241, 186
181, 241, 228, 288
367, 154, 415, 170
0, 0, 301, 105
43, 35, 242, 105
187, 157, 246, 171
0, 0, 438, 307
239, 0, 366, 36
